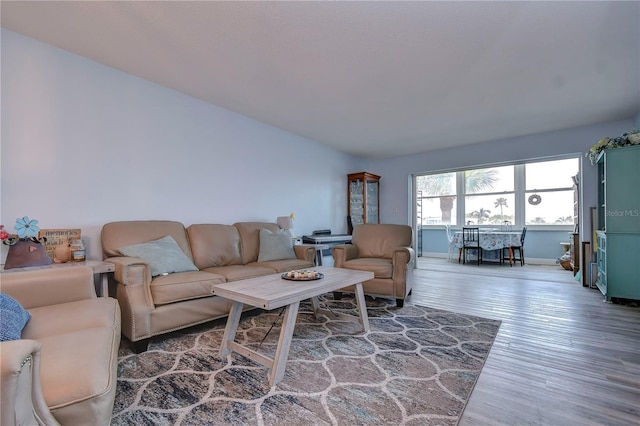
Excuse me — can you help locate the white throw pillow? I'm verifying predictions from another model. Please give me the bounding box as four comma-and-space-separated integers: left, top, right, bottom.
118, 235, 198, 277
258, 228, 296, 262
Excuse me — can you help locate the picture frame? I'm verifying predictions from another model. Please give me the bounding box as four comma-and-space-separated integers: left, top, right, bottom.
37, 228, 81, 261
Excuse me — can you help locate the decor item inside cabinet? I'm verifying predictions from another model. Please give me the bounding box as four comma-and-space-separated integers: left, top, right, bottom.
594, 144, 640, 302
348, 172, 380, 234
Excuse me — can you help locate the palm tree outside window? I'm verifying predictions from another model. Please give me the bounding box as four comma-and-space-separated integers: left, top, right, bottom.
415, 156, 578, 228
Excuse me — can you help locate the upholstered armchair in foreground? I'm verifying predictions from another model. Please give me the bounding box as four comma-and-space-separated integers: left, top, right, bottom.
332, 224, 415, 307
0, 267, 121, 426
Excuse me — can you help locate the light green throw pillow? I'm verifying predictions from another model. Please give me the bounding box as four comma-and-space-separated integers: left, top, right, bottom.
118, 235, 198, 277
258, 228, 296, 262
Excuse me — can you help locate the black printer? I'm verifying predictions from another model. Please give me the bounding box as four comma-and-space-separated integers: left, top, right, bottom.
302, 229, 352, 245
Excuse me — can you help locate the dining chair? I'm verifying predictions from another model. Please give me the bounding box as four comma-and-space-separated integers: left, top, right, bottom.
460, 227, 481, 265
512, 227, 527, 266
504, 227, 527, 266
445, 224, 456, 261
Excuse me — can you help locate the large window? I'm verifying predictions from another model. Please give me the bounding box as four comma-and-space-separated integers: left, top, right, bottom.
524, 158, 578, 225
416, 172, 456, 225
416, 156, 579, 228
465, 165, 514, 225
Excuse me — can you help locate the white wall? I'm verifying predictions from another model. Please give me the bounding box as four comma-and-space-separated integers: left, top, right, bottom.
367, 119, 635, 256
2, 29, 635, 264
1, 29, 364, 261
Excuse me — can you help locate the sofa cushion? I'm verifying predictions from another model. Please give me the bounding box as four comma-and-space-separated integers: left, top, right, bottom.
352, 224, 413, 259
22, 298, 120, 341
258, 228, 296, 262
202, 265, 276, 282
118, 235, 199, 277
38, 327, 119, 426
150, 271, 226, 305
234, 222, 281, 265
0, 293, 31, 341
342, 258, 393, 279
26, 295, 120, 426
187, 224, 242, 269
102, 220, 194, 260
253, 258, 316, 273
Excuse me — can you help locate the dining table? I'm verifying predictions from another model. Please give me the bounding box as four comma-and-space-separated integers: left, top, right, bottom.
451, 229, 523, 265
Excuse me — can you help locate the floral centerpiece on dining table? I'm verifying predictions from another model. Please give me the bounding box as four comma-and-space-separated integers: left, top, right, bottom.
586, 129, 640, 165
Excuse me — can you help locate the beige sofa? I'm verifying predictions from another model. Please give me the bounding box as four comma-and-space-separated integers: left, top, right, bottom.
0, 267, 121, 426
101, 220, 315, 352
333, 224, 415, 307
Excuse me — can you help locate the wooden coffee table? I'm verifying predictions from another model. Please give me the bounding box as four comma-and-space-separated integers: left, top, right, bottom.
212, 266, 374, 385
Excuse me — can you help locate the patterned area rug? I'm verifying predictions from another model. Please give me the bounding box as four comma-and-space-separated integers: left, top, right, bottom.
111, 295, 500, 425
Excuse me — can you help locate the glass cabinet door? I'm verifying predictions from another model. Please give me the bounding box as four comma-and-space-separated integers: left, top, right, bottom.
365, 180, 379, 223
348, 172, 380, 232
349, 179, 364, 227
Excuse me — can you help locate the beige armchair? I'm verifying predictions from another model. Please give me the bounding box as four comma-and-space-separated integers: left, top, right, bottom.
0, 267, 121, 426
332, 224, 415, 307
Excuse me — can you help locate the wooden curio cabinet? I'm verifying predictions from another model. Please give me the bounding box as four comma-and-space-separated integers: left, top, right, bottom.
348, 172, 380, 233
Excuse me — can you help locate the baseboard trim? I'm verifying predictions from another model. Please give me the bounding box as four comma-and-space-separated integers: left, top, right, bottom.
419, 252, 558, 266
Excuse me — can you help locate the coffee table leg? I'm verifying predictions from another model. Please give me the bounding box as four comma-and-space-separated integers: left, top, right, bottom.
269, 301, 300, 385
310, 296, 320, 315
220, 301, 243, 357
353, 282, 370, 332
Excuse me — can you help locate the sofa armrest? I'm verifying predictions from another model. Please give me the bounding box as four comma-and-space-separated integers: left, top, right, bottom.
0, 267, 96, 309
392, 246, 415, 267
392, 246, 415, 284
104, 256, 156, 342
1, 340, 60, 426
332, 244, 360, 267
105, 256, 151, 286
293, 245, 316, 263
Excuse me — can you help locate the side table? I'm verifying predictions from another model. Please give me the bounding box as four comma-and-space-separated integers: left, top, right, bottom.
0, 260, 115, 297
312, 244, 330, 266
302, 234, 352, 266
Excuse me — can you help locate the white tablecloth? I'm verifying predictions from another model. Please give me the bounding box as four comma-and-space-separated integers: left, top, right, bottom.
451, 231, 522, 251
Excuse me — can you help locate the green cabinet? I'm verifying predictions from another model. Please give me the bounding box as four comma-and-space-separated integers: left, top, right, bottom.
595, 145, 640, 301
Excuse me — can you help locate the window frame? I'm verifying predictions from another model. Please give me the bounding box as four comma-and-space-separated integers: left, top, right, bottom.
415, 154, 580, 231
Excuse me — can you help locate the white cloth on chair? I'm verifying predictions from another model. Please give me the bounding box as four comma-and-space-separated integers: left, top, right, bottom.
445, 224, 456, 262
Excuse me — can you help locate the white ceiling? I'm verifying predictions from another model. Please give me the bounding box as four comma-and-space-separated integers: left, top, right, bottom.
2, 1, 639, 159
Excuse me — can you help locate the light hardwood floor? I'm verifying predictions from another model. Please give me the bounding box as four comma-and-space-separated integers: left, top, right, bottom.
409, 257, 639, 426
